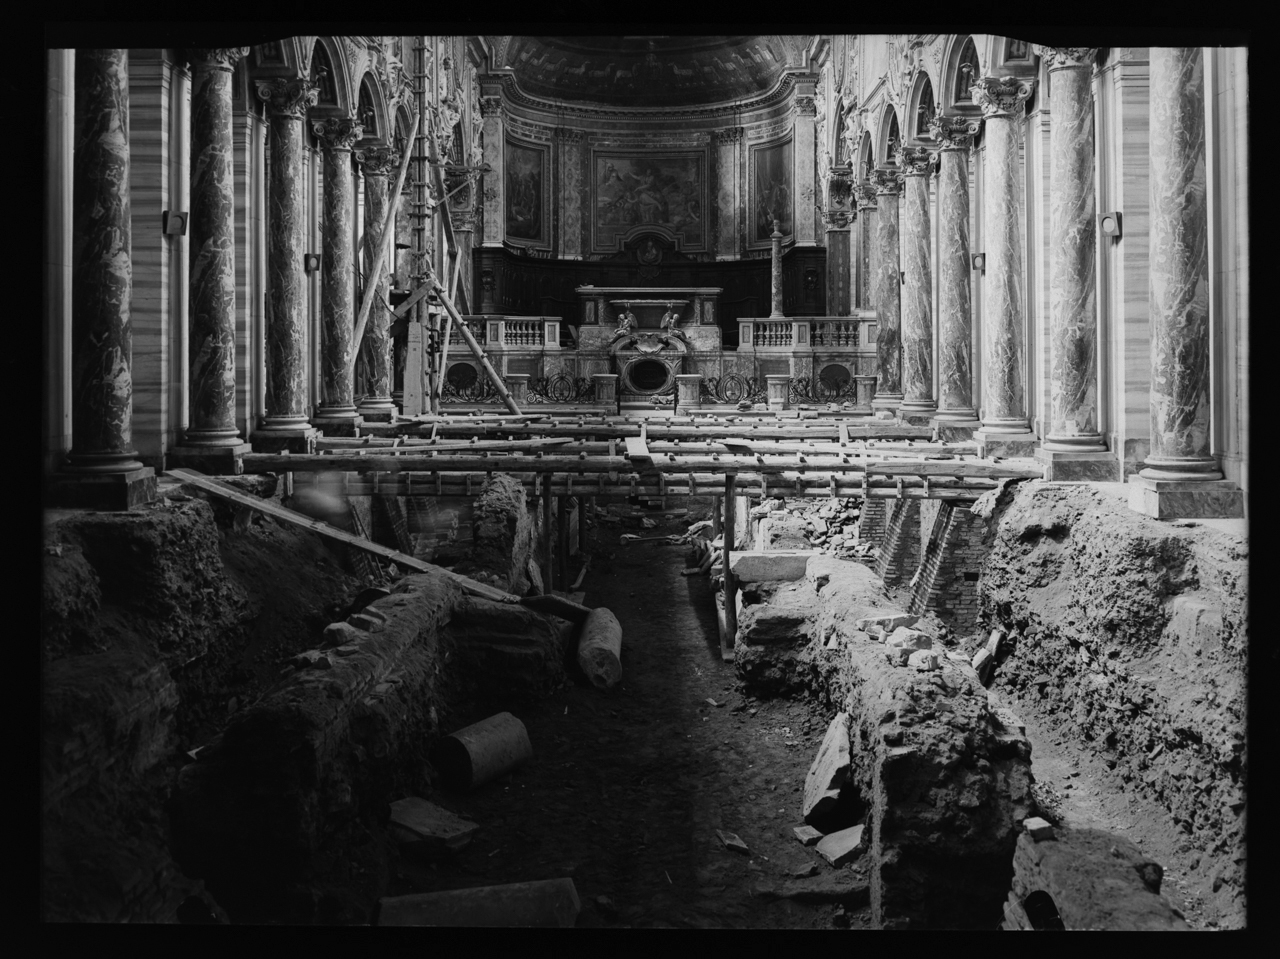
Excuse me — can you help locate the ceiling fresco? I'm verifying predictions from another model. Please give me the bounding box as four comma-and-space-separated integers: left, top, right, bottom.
499, 36, 811, 107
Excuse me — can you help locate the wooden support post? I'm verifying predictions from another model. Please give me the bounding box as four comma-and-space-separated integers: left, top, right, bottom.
577, 494, 586, 558
722, 473, 738, 662
557, 495, 569, 589
542, 473, 554, 593
711, 495, 722, 537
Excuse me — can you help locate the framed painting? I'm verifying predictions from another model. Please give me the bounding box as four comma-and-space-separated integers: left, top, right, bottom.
505, 137, 550, 248
749, 136, 794, 247
591, 149, 707, 252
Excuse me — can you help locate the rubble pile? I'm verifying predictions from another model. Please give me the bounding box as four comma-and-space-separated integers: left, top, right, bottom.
749, 497, 876, 562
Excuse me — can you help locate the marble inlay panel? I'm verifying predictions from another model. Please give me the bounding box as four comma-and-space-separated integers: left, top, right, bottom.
71, 49, 138, 464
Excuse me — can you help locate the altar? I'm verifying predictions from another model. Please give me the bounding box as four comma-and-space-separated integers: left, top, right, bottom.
574, 285, 723, 354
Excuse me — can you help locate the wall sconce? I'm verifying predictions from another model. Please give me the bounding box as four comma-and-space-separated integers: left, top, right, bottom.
1098, 211, 1123, 239
162, 211, 187, 236
303, 253, 320, 273
971, 252, 986, 272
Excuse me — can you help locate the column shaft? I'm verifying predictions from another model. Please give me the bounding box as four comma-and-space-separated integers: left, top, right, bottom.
1044, 52, 1105, 449
898, 148, 935, 415
356, 146, 398, 417
769, 223, 784, 317
257, 78, 318, 429
1143, 47, 1218, 479
870, 173, 902, 410
184, 49, 247, 446
313, 118, 362, 426
69, 48, 142, 471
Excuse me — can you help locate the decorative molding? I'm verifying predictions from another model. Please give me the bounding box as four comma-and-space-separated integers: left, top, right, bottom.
184, 47, 249, 71
893, 144, 933, 176
970, 75, 1035, 118
255, 77, 320, 118
928, 112, 981, 150
356, 145, 401, 177
714, 126, 745, 144
1032, 45, 1099, 71
554, 127, 585, 143
312, 117, 363, 151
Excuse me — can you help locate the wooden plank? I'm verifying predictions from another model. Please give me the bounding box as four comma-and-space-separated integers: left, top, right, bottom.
164, 468, 595, 621
862, 460, 1042, 479
316, 437, 573, 453
623, 436, 652, 462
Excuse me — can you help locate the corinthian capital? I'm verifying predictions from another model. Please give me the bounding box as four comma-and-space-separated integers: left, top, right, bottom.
869, 168, 901, 195
853, 181, 878, 209
256, 77, 320, 118
554, 127, 584, 143
356, 145, 401, 177
971, 76, 1035, 118
1032, 46, 1098, 71
312, 117, 363, 151
714, 126, 744, 144
795, 95, 818, 116
893, 145, 934, 177
928, 113, 981, 150
479, 95, 503, 118
185, 47, 250, 70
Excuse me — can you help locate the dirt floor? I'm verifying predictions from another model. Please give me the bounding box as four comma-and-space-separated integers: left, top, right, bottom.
385, 513, 872, 929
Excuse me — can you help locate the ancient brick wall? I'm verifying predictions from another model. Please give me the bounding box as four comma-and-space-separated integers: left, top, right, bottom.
908, 504, 987, 633
874, 499, 921, 585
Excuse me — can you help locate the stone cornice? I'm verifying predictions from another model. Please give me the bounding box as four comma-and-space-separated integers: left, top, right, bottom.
356, 145, 400, 177
928, 113, 982, 151
1032, 46, 1099, 71
256, 77, 320, 119
184, 48, 249, 71
312, 117, 363, 151
971, 76, 1035, 119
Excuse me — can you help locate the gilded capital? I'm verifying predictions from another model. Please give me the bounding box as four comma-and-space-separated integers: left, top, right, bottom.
870, 168, 901, 196
893, 145, 933, 177
312, 117, 363, 151
185, 47, 250, 71
928, 113, 981, 151
1032, 46, 1098, 71
356, 145, 401, 177
970, 76, 1035, 118
256, 77, 320, 118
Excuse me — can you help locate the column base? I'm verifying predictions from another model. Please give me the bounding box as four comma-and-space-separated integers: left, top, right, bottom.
357, 397, 397, 423
897, 407, 937, 427
871, 393, 903, 415
976, 428, 1039, 459
48, 466, 158, 511
358, 410, 396, 423
250, 427, 319, 454
168, 442, 253, 476
1127, 475, 1244, 519
311, 413, 365, 437
930, 417, 982, 442
1034, 447, 1120, 482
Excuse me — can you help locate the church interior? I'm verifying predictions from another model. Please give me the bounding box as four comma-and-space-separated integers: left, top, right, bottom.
42, 32, 1250, 928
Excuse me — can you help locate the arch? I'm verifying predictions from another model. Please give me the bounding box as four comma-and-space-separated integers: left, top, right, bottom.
906, 70, 936, 142
356, 71, 390, 144
858, 130, 875, 181
393, 101, 416, 155
308, 37, 354, 116
875, 103, 900, 168
940, 34, 984, 114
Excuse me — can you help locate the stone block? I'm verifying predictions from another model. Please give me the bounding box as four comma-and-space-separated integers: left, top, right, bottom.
1126, 476, 1244, 519
249, 427, 318, 454
716, 829, 750, 854
389, 797, 480, 850
885, 627, 931, 650
48, 467, 159, 511
1034, 448, 1120, 482
729, 550, 816, 583
348, 612, 384, 633
972, 647, 993, 682
738, 605, 811, 646
976, 430, 1039, 459
885, 646, 911, 666
1023, 817, 1055, 841
908, 649, 940, 671
793, 824, 824, 847
855, 610, 919, 633
816, 824, 865, 867
320, 622, 364, 649
803, 713, 851, 823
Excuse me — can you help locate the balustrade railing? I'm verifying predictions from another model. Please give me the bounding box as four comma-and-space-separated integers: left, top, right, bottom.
753, 321, 793, 348
811, 319, 860, 347
737, 313, 876, 352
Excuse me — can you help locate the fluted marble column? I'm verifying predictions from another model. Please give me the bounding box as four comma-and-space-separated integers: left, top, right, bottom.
869, 170, 903, 412
256, 77, 318, 432
928, 114, 981, 422
182, 48, 248, 448
769, 220, 785, 317
311, 117, 363, 431
68, 49, 143, 474
1037, 47, 1107, 452
1143, 46, 1216, 479
972, 76, 1036, 451
895, 146, 936, 418
355, 145, 399, 420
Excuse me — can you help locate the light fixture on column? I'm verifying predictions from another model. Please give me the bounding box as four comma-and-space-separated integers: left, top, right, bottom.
162, 211, 188, 235
1098, 211, 1123, 239
303, 253, 320, 272
971, 252, 986, 272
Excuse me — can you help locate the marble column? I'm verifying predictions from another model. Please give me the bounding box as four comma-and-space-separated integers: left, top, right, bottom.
311, 117, 363, 434
355, 145, 399, 420
895, 146, 936, 420
1127, 48, 1241, 518
928, 114, 981, 425
56, 49, 157, 508
769, 220, 785, 317
853, 181, 877, 311
869, 170, 903, 413
972, 76, 1037, 455
181, 48, 249, 451
256, 77, 319, 439
823, 164, 854, 316
479, 92, 504, 247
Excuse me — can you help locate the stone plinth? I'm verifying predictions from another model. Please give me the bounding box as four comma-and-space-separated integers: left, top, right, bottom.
49, 466, 158, 511
931, 417, 982, 443
592, 373, 618, 407
729, 550, 817, 583
766, 374, 790, 410
1034, 448, 1119, 482
167, 442, 252, 476
311, 414, 363, 438
506, 373, 529, 405
676, 374, 702, 413
250, 427, 318, 454
977, 431, 1039, 459
1127, 475, 1244, 519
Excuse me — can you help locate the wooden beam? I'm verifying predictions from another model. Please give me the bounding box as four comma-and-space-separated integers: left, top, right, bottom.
722, 473, 738, 663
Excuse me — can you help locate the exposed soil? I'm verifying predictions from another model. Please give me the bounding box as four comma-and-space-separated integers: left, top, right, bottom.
385, 512, 873, 929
